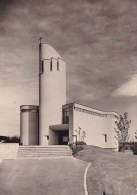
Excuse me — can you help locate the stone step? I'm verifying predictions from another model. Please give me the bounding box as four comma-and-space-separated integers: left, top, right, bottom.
17, 156, 72, 159
17, 145, 72, 159
18, 155, 71, 157
18, 146, 70, 148
18, 152, 72, 155
17, 151, 71, 153
17, 148, 71, 152
18, 147, 70, 150
17, 152, 72, 156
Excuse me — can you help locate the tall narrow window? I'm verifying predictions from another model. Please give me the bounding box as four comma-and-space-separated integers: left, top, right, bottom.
57, 61, 59, 71
103, 134, 107, 142
105, 134, 107, 142
41, 61, 44, 73
50, 60, 52, 71
63, 108, 69, 124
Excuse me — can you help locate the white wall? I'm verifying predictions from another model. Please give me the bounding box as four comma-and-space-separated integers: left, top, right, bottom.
74, 111, 117, 148
39, 44, 66, 145
67, 103, 119, 150
0, 143, 19, 159
49, 129, 58, 145
41, 43, 63, 60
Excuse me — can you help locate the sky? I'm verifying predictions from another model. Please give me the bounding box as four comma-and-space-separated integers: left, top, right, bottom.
0, 0, 137, 139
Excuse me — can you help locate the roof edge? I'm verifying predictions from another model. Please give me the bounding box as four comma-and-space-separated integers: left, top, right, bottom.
63, 102, 119, 118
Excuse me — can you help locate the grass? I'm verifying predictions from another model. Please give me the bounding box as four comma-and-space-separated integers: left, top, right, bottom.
74, 145, 137, 195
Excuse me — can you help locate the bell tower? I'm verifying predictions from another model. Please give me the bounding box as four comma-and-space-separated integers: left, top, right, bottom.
39, 40, 66, 145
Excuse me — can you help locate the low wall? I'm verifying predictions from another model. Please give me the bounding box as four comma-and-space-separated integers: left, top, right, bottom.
0, 143, 19, 159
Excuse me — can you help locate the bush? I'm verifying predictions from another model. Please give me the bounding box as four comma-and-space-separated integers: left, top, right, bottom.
68, 141, 86, 154
131, 142, 137, 155
77, 141, 87, 145
0, 136, 20, 143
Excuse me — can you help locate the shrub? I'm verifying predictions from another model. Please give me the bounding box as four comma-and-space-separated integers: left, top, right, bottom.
77, 141, 87, 145
0, 136, 20, 143
68, 141, 86, 154
131, 142, 137, 155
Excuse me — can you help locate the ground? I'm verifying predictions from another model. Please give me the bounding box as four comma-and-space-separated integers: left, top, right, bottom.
1, 146, 137, 195
74, 145, 137, 195
0, 157, 88, 195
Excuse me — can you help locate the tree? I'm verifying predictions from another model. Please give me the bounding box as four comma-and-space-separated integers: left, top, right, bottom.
114, 112, 131, 151
131, 130, 137, 155
81, 131, 86, 141
75, 126, 81, 141
135, 130, 137, 140
0, 135, 20, 143
75, 127, 86, 142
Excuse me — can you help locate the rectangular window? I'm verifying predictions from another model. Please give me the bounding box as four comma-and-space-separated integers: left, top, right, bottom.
57, 61, 59, 71
50, 60, 52, 71
103, 134, 107, 142
41, 61, 44, 73
63, 108, 69, 124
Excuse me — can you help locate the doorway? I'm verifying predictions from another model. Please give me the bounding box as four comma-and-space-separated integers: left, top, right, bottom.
58, 130, 69, 145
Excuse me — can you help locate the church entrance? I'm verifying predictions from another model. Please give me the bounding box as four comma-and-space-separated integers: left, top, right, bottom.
58, 130, 69, 145
49, 124, 69, 145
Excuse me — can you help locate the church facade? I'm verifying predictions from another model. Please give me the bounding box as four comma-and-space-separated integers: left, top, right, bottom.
20, 42, 119, 151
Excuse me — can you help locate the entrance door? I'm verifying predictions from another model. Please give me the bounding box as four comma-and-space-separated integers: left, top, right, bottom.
58, 130, 69, 145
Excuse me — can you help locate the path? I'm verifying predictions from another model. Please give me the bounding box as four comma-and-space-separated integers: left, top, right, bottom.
0, 157, 89, 195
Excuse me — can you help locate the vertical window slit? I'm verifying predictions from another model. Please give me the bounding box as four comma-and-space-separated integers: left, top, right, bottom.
41, 61, 44, 73
103, 134, 107, 142
50, 60, 52, 71
57, 61, 59, 71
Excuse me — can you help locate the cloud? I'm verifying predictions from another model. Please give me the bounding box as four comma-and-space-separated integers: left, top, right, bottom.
0, 0, 137, 135
112, 75, 137, 97
0, 84, 38, 136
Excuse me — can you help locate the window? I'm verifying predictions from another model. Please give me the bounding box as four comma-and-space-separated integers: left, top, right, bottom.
103, 134, 107, 142
57, 61, 59, 71
50, 60, 52, 71
63, 108, 69, 124
41, 61, 44, 73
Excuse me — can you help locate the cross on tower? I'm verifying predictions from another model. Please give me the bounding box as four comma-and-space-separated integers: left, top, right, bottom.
38, 37, 43, 44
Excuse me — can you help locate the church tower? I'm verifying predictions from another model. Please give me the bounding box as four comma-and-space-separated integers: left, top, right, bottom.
39, 41, 66, 145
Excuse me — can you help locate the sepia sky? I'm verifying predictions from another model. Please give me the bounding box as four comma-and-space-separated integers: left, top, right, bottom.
0, 0, 137, 138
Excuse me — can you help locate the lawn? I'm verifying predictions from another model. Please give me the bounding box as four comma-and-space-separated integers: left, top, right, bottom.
74, 145, 137, 195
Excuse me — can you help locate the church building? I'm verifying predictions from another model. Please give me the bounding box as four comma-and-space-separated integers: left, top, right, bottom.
20, 41, 119, 151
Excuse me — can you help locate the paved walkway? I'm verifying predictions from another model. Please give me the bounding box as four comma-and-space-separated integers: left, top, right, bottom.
0, 157, 89, 195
